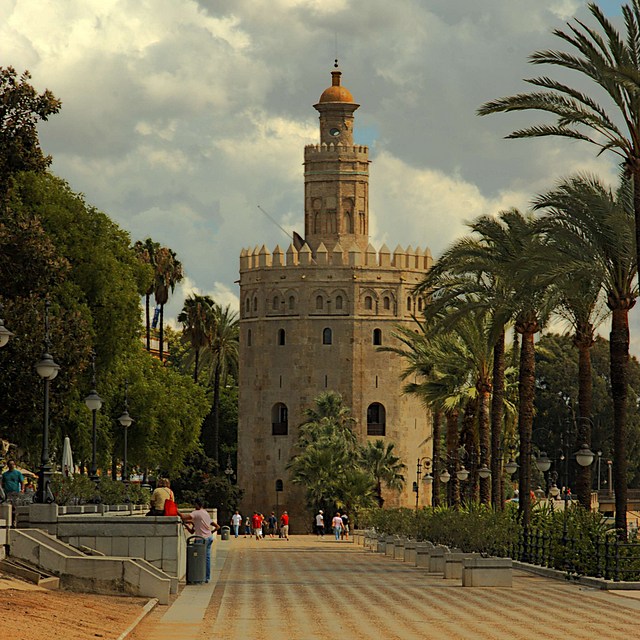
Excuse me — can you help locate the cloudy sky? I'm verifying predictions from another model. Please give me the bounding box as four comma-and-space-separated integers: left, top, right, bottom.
3, 0, 637, 350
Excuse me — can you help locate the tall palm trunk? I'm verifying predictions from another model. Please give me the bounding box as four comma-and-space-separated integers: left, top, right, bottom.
477, 378, 492, 505
461, 399, 478, 503
446, 411, 459, 507
159, 304, 165, 361
516, 317, 538, 529
212, 359, 221, 466
610, 304, 633, 538
145, 293, 151, 351
491, 331, 505, 509
431, 409, 442, 508
574, 323, 594, 510
194, 348, 200, 384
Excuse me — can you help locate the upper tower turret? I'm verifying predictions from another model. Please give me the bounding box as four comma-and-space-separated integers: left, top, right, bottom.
304, 65, 370, 253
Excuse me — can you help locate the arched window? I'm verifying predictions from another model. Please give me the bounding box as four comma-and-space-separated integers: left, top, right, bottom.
364, 296, 373, 310
278, 329, 285, 346
247, 329, 252, 347
418, 298, 423, 312
373, 328, 382, 346
323, 328, 332, 345
272, 403, 288, 436
383, 296, 390, 310
316, 295, 323, 310
253, 296, 258, 312
289, 296, 295, 310
245, 298, 250, 313
273, 296, 279, 310
336, 295, 343, 310
367, 403, 386, 436
407, 296, 412, 311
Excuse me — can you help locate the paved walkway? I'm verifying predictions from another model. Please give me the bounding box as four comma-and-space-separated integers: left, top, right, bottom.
135, 536, 640, 640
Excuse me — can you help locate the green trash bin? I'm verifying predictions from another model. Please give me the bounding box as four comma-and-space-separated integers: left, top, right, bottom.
221, 525, 230, 541
186, 536, 207, 584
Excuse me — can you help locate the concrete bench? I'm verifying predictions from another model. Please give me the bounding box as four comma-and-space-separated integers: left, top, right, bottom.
376, 537, 386, 554
444, 552, 481, 579
404, 540, 417, 564
462, 556, 512, 587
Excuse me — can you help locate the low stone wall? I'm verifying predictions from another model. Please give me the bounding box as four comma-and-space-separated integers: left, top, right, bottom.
14, 503, 218, 580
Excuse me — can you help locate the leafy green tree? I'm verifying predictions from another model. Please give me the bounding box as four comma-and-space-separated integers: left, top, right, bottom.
0, 66, 61, 201
535, 334, 640, 491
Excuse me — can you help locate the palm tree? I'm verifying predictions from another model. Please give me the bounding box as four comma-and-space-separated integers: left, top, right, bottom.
288, 392, 360, 513
533, 174, 637, 534
203, 304, 239, 464
478, 0, 640, 348
153, 247, 184, 361
415, 258, 512, 510
420, 210, 557, 525
299, 390, 358, 451
177, 294, 214, 383
133, 238, 159, 352
360, 440, 406, 507
386, 324, 473, 508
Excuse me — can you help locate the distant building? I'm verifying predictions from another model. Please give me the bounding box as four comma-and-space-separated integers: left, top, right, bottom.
237, 67, 433, 526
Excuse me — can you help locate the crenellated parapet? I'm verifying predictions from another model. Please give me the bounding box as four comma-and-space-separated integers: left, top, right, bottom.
240, 241, 432, 272
304, 143, 369, 158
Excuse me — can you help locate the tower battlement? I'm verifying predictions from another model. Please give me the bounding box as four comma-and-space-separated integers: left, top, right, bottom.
240, 241, 432, 272
304, 143, 369, 158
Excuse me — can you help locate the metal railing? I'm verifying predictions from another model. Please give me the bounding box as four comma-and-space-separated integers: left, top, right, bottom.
507, 527, 640, 582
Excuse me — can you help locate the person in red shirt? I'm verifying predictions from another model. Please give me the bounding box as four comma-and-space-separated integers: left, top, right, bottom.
251, 511, 262, 540
280, 511, 289, 540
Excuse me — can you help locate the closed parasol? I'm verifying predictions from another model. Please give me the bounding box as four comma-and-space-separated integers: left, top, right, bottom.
62, 436, 74, 476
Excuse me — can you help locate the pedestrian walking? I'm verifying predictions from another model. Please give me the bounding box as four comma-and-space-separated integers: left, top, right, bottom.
332, 512, 343, 541
315, 510, 324, 537
268, 511, 277, 538
231, 510, 243, 538
341, 512, 350, 540
280, 511, 289, 540
179, 499, 221, 583
252, 511, 262, 540
244, 515, 251, 538
1, 460, 25, 527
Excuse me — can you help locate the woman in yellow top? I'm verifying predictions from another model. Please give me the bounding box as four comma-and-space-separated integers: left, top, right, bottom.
147, 478, 174, 516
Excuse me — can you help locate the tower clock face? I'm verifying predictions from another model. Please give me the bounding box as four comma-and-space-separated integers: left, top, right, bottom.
329, 127, 340, 137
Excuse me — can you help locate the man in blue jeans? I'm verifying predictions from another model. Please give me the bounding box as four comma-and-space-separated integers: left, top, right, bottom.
180, 499, 221, 583
231, 510, 243, 538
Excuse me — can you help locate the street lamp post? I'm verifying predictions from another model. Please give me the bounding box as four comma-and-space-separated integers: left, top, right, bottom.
224, 455, 234, 482
84, 352, 102, 487
413, 457, 433, 511
118, 381, 133, 484
34, 299, 60, 504
0, 302, 14, 348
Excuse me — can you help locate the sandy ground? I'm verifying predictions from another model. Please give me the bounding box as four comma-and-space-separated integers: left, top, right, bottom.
0, 574, 150, 640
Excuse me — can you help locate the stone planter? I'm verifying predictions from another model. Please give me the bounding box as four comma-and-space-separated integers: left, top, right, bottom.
462, 556, 512, 587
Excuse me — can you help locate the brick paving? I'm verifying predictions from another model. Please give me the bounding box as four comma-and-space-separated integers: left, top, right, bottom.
137, 535, 640, 640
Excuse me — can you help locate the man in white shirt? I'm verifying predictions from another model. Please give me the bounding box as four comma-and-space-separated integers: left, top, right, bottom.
230, 510, 242, 538
315, 510, 324, 537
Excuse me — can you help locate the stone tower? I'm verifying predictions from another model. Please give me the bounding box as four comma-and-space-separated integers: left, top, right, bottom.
237, 67, 433, 529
